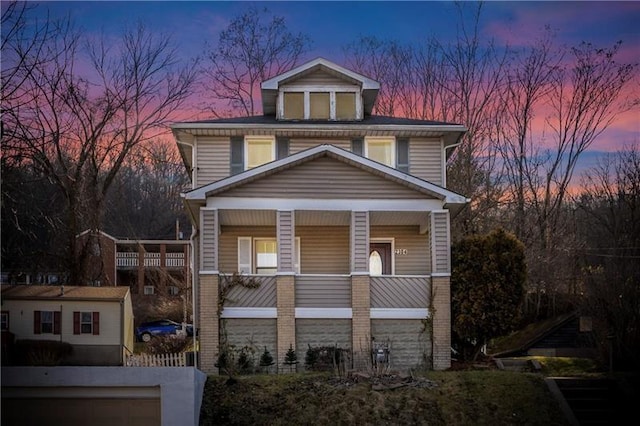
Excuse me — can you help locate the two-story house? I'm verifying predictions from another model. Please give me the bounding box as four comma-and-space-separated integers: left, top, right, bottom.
171, 58, 468, 373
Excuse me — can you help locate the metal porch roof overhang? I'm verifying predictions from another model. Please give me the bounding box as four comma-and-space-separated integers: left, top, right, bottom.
182, 144, 470, 214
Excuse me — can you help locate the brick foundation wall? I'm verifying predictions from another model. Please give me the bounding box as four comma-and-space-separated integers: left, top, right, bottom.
351, 275, 371, 370
431, 276, 451, 370
198, 274, 219, 373
276, 275, 295, 370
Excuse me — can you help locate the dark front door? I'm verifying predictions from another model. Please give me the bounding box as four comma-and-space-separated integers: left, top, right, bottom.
369, 243, 392, 276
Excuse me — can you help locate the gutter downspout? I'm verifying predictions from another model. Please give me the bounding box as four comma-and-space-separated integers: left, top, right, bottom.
183, 193, 200, 369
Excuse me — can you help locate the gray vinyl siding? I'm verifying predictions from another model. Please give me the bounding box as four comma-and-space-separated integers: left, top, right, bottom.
219, 226, 276, 273
222, 157, 423, 199
370, 276, 430, 308
431, 211, 450, 273
222, 275, 276, 307
371, 320, 431, 370
295, 276, 351, 308
201, 209, 217, 271
370, 226, 431, 275
277, 211, 295, 272
290, 138, 351, 154
282, 69, 355, 89
196, 137, 229, 187
224, 318, 277, 357
351, 211, 369, 273
296, 319, 352, 368
298, 226, 350, 274
409, 137, 443, 185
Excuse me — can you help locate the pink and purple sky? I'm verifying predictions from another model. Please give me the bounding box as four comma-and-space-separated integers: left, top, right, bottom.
11, 1, 640, 171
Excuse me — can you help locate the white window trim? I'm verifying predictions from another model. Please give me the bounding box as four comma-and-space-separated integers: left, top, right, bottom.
370, 238, 395, 275
244, 136, 276, 170
143, 285, 155, 295
365, 136, 396, 168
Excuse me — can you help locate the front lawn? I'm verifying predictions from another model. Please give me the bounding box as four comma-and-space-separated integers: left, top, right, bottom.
200, 370, 569, 425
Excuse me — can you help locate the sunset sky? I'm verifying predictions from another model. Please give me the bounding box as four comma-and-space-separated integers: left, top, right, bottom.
11, 1, 640, 171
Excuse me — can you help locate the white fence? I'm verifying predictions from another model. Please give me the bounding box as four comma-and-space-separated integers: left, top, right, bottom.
125, 352, 186, 367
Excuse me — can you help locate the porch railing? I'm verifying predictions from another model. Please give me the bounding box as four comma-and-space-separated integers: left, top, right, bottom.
370, 276, 430, 308
125, 352, 186, 367
116, 252, 185, 268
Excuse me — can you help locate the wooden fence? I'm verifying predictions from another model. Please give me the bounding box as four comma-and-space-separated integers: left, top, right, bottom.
125, 352, 186, 367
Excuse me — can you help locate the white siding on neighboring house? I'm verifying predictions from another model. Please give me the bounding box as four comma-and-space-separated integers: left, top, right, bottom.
2, 300, 122, 345
409, 137, 443, 186
195, 137, 229, 187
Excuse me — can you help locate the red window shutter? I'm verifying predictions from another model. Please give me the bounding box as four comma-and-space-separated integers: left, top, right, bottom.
53, 311, 61, 335
93, 312, 100, 335
34, 311, 41, 334
73, 311, 80, 335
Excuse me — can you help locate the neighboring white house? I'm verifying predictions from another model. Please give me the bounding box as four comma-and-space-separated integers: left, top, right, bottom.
1, 285, 134, 365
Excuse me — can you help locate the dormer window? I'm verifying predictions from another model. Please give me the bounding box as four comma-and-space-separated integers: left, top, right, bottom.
310, 92, 330, 119
279, 89, 361, 121
283, 93, 304, 120
336, 92, 356, 120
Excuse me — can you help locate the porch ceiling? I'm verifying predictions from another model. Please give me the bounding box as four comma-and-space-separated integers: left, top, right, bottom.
217, 209, 429, 229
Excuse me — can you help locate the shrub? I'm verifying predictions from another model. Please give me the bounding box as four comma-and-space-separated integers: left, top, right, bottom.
12, 340, 73, 366
305, 345, 350, 373
145, 335, 192, 355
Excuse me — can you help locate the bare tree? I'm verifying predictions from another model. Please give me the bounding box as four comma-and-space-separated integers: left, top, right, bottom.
201, 7, 310, 117
2, 8, 197, 284
575, 146, 640, 368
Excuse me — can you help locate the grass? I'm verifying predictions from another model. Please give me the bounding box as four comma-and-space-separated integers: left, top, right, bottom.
525, 356, 600, 377
200, 370, 570, 425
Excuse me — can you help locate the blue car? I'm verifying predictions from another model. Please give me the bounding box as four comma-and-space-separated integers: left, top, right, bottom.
135, 319, 194, 342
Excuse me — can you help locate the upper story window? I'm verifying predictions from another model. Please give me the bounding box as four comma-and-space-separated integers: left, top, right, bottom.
245, 136, 275, 169
310, 92, 330, 119
336, 92, 356, 120
279, 89, 360, 121
283, 93, 304, 119
365, 137, 395, 168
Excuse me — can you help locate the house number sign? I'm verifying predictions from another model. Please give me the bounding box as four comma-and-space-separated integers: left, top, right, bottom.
394, 249, 408, 255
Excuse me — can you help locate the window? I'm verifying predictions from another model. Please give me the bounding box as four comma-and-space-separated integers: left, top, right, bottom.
1, 311, 8, 331
73, 311, 100, 335
168, 285, 180, 296
336, 92, 356, 120
41, 311, 54, 333
279, 90, 360, 121
144, 285, 155, 295
365, 137, 395, 167
283, 92, 304, 119
238, 237, 301, 274
245, 136, 275, 169
310, 92, 330, 119
255, 239, 278, 275
34, 310, 60, 335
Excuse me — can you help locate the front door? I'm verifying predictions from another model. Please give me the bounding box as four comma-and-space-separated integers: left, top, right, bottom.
369, 243, 392, 276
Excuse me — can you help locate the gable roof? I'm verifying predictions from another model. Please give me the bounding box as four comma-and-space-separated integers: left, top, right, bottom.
184, 144, 469, 207
1, 285, 130, 301
261, 57, 380, 116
